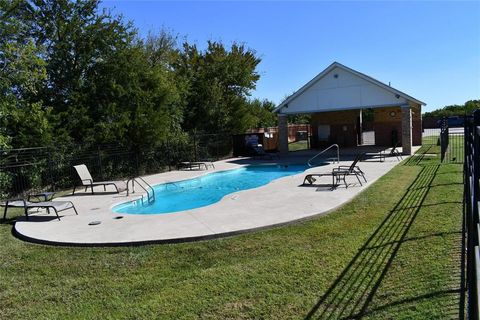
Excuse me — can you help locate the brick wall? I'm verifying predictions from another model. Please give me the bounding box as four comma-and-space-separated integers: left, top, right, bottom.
374, 105, 422, 147
309, 104, 421, 148
412, 104, 422, 146
310, 109, 360, 148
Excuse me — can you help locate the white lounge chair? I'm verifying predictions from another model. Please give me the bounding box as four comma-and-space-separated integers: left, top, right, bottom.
2, 199, 78, 221
73, 164, 127, 195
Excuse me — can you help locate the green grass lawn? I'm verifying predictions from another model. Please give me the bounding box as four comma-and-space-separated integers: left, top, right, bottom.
420, 134, 464, 164
422, 135, 440, 146
0, 155, 464, 319
288, 140, 309, 151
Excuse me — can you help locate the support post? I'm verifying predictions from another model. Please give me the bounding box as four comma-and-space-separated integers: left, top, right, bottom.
401, 105, 413, 155
278, 114, 289, 154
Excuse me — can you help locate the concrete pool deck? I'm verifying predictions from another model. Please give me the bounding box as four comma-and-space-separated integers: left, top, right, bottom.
13, 150, 411, 246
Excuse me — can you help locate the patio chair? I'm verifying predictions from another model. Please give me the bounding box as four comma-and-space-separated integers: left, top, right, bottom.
73, 164, 127, 195
389, 142, 403, 161
303, 153, 367, 190
177, 161, 215, 170
250, 145, 279, 160
363, 150, 385, 162
2, 199, 78, 221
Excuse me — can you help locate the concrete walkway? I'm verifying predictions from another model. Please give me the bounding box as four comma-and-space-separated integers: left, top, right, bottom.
14, 151, 407, 246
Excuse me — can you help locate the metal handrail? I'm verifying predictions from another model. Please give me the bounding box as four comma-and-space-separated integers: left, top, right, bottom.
136, 176, 155, 203
126, 177, 155, 205
165, 181, 179, 190
308, 144, 339, 167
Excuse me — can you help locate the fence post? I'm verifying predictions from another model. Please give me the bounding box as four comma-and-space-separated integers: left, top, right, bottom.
47, 147, 55, 191
466, 110, 480, 319
440, 117, 449, 162
463, 116, 468, 320
193, 131, 197, 162
166, 140, 171, 172
135, 151, 140, 177
97, 146, 103, 180
215, 134, 220, 160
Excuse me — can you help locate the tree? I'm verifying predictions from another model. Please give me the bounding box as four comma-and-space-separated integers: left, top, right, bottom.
8, 0, 184, 149
242, 98, 277, 129
2, 0, 269, 150
175, 41, 261, 133
143, 30, 188, 142
0, 0, 51, 149
423, 100, 480, 117
16, 0, 137, 144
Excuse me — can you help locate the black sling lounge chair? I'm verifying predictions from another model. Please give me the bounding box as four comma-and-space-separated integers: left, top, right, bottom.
250, 145, 279, 160
177, 161, 215, 170
389, 142, 404, 161
303, 153, 367, 190
73, 164, 127, 195
2, 199, 78, 221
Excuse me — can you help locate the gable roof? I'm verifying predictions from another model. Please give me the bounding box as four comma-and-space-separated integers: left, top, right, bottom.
274, 62, 426, 113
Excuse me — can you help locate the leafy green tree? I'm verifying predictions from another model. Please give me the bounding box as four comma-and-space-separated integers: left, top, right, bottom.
0, 0, 51, 149
288, 113, 311, 124
2, 0, 270, 151
8, 0, 184, 150
242, 98, 277, 129
176, 41, 261, 133
423, 100, 480, 117
85, 40, 186, 150
143, 30, 188, 142
14, 0, 137, 144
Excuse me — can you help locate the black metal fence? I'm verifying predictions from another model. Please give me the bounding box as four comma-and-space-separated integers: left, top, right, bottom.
0, 133, 232, 199
443, 119, 464, 164
440, 118, 449, 162
464, 110, 480, 319
422, 117, 464, 164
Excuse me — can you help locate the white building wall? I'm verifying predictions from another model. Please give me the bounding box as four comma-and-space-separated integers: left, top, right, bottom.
284, 67, 408, 114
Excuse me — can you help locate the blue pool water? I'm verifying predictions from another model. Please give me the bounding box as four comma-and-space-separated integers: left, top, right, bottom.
113, 164, 313, 214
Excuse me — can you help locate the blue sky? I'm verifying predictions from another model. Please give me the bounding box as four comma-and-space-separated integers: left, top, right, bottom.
100, 1, 480, 112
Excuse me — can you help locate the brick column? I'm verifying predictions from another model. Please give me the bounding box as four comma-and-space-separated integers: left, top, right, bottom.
401, 105, 412, 155
278, 114, 288, 154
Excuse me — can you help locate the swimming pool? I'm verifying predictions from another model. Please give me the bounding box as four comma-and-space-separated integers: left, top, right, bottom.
113, 164, 313, 214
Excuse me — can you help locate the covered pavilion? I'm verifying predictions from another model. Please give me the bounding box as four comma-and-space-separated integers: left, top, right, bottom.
274, 62, 426, 155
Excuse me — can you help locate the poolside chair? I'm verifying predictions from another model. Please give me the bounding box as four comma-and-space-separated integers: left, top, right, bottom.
73, 164, 127, 195
177, 161, 215, 171
303, 153, 367, 190
389, 142, 403, 161
2, 199, 78, 221
250, 145, 279, 160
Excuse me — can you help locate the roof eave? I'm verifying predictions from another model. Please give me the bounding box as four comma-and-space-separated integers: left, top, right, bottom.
274, 62, 426, 113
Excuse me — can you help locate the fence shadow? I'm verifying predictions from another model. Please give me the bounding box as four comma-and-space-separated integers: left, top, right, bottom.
304, 164, 464, 319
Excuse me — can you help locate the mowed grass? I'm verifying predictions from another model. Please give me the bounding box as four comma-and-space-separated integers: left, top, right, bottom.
422, 135, 440, 146
421, 134, 464, 163
0, 159, 463, 319
288, 140, 309, 151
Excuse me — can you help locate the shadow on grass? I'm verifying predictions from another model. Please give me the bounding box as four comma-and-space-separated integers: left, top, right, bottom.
403, 145, 439, 166
305, 164, 464, 319
0, 216, 16, 225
